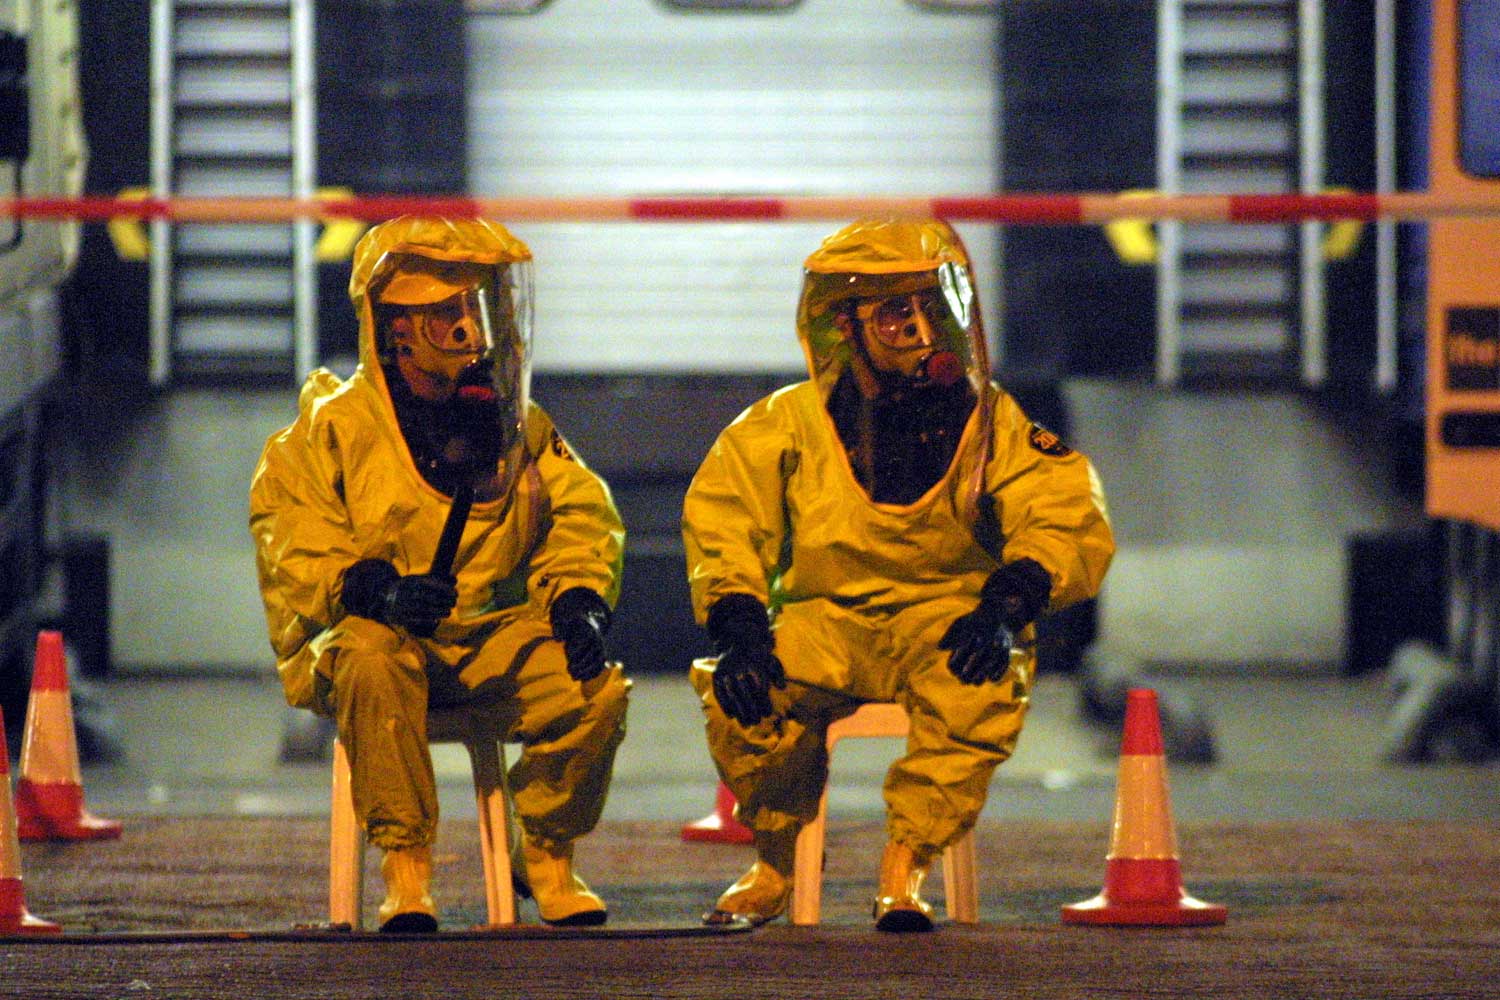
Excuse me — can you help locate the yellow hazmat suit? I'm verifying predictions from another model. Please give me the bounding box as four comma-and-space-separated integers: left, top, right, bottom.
684, 218, 1114, 891
250, 218, 629, 867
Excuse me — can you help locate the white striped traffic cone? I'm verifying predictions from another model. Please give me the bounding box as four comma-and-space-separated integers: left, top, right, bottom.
14, 631, 122, 842
1062, 687, 1226, 926
0, 709, 61, 934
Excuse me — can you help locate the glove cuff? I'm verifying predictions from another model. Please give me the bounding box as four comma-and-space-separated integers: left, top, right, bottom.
980, 557, 1052, 630
705, 593, 773, 654
342, 559, 400, 622
549, 586, 612, 634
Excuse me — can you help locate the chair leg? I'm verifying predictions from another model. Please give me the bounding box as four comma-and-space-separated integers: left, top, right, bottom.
791, 789, 829, 926
465, 737, 517, 926
792, 704, 984, 927
329, 739, 366, 929
941, 829, 979, 923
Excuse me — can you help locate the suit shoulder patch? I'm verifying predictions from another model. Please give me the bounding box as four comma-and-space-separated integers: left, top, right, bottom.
549, 428, 574, 461
1028, 423, 1073, 457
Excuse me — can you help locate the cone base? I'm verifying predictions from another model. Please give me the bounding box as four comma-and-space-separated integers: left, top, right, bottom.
1061, 890, 1227, 926
0, 880, 62, 935
680, 813, 754, 845
16, 812, 124, 842
1062, 856, 1226, 926
14, 780, 123, 842
681, 783, 755, 845
0, 910, 65, 936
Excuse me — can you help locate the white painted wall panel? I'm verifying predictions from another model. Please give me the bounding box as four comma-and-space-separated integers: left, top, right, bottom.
467, 0, 999, 372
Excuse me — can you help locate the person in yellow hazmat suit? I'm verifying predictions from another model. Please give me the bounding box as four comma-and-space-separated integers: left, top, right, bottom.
250, 217, 629, 933
684, 217, 1115, 932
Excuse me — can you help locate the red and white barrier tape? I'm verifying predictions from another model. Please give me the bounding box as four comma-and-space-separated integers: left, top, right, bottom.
4, 191, 1500, 224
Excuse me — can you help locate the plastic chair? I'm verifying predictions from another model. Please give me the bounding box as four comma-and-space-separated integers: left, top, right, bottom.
791, 702, 980, 925
328, 707, 517, 929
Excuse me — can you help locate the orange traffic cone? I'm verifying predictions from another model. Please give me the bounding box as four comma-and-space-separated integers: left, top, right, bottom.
14, 632, 122, 842
0, 710, 61, 934
681, 781, 754, 845
1062, 687, 1226, 926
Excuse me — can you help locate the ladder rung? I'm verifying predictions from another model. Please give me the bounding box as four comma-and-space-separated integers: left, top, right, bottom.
1182, 301, 1292, 322
1181, 99, 1294, 118
1183, 51, 1295, 72
174, 311, 293, 344
175, 98, 292, 115
1181, 224, 1295, 253
1183, 66, 1292, 104
174, 8, 291, 56
1182, 11, 1293, 52
1183, 150, 1294, 169
176, 300, 293, 318
177, 63, 291, 102
1184, 0, 1294, 10
1180, 327, 1291, 358
170, 350, 295, 386
174, 131, 289, 161
176, 263, 294, 300
1181, 119, 1293, 155
175, 251, 295, 268
1175, 351, 1294, 387
177, 224, 295, 258
174, 151, 294, 170
173, 35, 291, 60
174, 51, 290, 72
1182, 274, 1293, 308
1182, 252, 1293, 272
178, 0, 291, 9
1179, 167, 1295, 194
174, 168, 295, 197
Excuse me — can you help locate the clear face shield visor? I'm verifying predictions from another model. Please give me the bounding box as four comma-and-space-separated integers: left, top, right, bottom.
377, 258, 528, 393
374, 258, 532, 485
854, 290, 950, 378
800, 260, 980, 396
847, 269, 974, 389
388, 286, 481, 380
406, 286, 492, 354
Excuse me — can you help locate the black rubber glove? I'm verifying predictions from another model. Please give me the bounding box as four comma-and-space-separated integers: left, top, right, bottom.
549, 587, 612, 683
342, 558, 458, 637
706, 593, 786, 727
939, 558, 1051, 686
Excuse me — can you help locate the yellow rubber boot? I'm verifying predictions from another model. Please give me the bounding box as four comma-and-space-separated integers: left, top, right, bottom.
378, 845, 438, 933
703, 829, 795, 927
873, 841, 935, 933
522, 840, 607, 926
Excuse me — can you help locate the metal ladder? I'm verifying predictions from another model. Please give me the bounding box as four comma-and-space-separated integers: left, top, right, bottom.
1156, 0, 1324, 386
148, 0, 316, 385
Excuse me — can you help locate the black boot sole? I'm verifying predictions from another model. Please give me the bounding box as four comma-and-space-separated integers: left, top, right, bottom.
543, 908, 608, 928
379, 912, 439, 934
875, 908, 935, 933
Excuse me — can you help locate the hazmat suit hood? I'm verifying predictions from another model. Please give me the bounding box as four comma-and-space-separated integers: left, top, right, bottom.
349, 216, 535, 499
797, 217, 986, 399
796, 217, 993, 506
